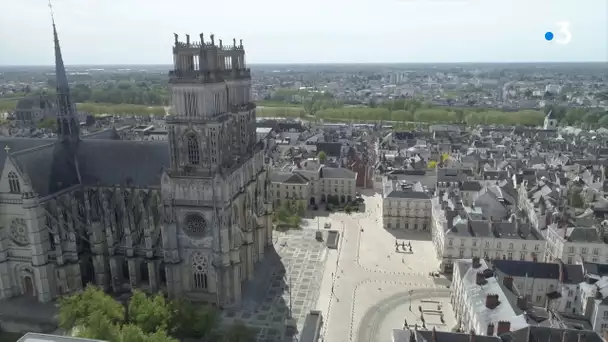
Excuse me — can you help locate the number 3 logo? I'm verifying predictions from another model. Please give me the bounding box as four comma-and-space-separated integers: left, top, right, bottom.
555, 21, 572, 45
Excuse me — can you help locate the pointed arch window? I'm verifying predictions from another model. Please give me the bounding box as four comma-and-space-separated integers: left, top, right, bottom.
192, 252, 209, 290
8, 172, 20, 193
186, 134, 200, 165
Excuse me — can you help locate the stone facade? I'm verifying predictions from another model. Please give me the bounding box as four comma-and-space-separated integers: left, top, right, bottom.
0, 28, 272, 308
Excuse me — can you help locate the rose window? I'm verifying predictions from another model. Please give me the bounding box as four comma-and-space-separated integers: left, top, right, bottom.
185, 214, 206, 238
10, 218, 29, 246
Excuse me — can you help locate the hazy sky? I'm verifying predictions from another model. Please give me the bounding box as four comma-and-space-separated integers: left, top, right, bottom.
0, 0, 606, 65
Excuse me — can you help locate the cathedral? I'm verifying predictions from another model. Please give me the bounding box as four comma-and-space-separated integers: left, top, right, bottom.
0, 18, 272, 308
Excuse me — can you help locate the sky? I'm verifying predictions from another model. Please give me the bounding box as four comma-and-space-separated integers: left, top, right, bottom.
0, 0, 607, 65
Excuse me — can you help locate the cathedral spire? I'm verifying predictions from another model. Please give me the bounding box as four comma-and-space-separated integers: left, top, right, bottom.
49, 1, 79, 143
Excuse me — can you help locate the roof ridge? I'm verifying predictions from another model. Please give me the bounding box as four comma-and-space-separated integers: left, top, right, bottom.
9, 141, 56, 157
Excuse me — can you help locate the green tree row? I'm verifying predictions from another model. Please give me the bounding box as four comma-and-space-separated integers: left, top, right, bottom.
543, 104, 608, 128
76, 102, 166, 116
59, 286, 254, 342
69, 82, 170, 106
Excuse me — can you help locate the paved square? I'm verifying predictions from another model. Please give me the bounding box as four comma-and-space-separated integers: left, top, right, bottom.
224, 228, 328, 342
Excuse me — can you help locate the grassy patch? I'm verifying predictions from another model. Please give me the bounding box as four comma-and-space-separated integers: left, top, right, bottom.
256, 106, 304, 118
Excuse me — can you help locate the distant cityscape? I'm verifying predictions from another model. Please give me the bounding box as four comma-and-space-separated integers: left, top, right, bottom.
2, 15, 608, 342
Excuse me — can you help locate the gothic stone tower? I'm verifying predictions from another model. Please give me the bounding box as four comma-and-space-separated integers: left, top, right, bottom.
160, 33, 272, 307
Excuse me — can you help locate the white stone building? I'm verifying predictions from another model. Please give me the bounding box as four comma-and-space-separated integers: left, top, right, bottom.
431, 192, 545, 273
490, 259, 584, 309
381, 178, 431, 231
544, 223, 608, 265
269, 162, 357, 207
451, 257, 528, 335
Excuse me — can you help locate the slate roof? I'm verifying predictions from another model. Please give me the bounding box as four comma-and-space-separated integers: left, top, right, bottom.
283, 173, 309, 184
0, 137, 55, 176
461, 180, 482, 191
11, 142, 80, 197
392, 329, 500, 342
491, 260, 583, 284
319, 166, 356, 179
455, 258, 529, 333
77, 140, 169, 188
315, 142, 342, 157
500, 326, 603, 342
582, 262, 608, 277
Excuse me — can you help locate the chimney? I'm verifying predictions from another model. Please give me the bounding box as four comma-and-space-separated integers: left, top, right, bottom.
562, 331, 568, 342
578, 333, 586, 342
486, 323, 495, 336
496, 321, 510, 335
503, 276, 514, 291
469, 330, 475, 342
516, 296, 528, 310
472, 256, 481, 269
476, 272, 487, 286
485, 294, 499, 309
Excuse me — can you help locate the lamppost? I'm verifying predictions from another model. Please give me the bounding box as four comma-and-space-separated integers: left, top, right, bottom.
409, 289, 414, 311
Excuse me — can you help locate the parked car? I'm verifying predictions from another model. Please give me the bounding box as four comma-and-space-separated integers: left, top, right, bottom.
324, 222, 331, 228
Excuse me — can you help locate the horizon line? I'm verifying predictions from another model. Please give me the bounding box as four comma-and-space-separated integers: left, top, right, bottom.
1, 61, 607, 68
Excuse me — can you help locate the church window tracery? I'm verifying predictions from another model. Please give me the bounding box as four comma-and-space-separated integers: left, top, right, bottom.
8, 172, 20, 193
186, 134, 200, 165
191, 252, 209, 290
185, 213, 206, 237
10, 218, 29, 246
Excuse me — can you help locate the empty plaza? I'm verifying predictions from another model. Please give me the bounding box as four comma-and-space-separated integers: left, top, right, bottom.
313, 191, 454, 342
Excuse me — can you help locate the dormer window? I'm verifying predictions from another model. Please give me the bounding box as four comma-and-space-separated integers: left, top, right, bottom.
8, 171, 20, 193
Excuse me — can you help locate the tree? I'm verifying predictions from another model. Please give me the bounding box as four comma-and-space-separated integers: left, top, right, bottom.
599, 115, 608, 128
127, 290, 172, 334
170, 299, 219, 339
59, 286, 222, 342
569, 189, 585, 208
116, 324, 177, 342
37, 117, 56, 130
428, 161, 438, 169
222, 321, 256, 342
317, 151, 327, 163
59, 285, 125, 338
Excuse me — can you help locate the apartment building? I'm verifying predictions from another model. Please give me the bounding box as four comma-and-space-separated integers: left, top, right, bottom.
269, 161, 357, 207
451, 257, 529, 334
544, 223, 608, 265
431, 192, 545, 273
490, 259, 584, 309
382, 178, 432, 231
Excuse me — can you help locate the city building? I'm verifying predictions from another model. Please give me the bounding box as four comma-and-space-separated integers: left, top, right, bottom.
382, 177, 431, 231
269, 161, 357, 207
451, 257, 529, 334
431, 192, 545, 273
490, 259, 584, 309
0, 22, 272, 308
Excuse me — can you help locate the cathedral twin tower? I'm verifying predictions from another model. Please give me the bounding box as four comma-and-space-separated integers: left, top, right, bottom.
160, 33, 272, 306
